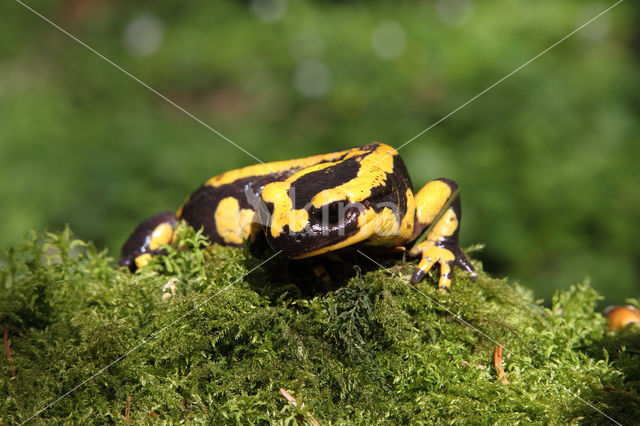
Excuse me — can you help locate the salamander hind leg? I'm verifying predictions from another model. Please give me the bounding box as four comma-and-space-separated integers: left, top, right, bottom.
118, 212, 177, 271
409, 179, 477, 292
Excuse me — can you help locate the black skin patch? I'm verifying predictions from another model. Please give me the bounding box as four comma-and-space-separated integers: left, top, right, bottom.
391, 154, 413, 218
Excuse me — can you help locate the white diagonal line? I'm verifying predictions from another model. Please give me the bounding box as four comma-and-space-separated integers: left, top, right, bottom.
395, 0, 624, 152
360, 0, 623, 176
20, 250, 282, 425
14, 0, 279, 175
356, 249, 623, 426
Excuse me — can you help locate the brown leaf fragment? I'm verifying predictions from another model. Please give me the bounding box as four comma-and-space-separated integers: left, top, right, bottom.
124, 396, 132, 424
494, 342, 509, 384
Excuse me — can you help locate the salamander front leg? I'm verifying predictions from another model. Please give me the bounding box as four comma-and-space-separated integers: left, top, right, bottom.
118, 212, 177, 271
409, 179, 477, 292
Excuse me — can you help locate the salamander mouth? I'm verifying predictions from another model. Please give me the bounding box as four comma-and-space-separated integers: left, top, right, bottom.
264, 203, 362, 258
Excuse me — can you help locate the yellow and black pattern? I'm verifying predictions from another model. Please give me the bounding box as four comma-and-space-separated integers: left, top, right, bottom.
118, 212, 177, 271
259, 143, 415, 258
119, 142, 476, 291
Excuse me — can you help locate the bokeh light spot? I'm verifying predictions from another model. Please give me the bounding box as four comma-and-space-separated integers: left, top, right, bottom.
123, 14, 164, 57
250, 0, 287, 23
577, 3, 610, 42
371, 21, 407, 59
293, 59, 331, 98
436, 0, 473, 27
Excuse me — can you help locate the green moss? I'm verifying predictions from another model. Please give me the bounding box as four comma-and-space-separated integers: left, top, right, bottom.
1, 228, 639, 424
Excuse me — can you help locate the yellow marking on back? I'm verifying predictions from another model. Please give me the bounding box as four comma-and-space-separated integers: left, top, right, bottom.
311, 144, 397, 207
149, 223, 174, 251
259, 145, 377, 238
215, 197, 258, 245
261, 143, 400, 242
204, 147, 367, 188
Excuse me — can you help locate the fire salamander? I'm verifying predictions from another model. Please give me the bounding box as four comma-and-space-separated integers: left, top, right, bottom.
118, 142, 477, 292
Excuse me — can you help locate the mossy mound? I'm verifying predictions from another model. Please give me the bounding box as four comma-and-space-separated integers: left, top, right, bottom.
1, 227, 639, 424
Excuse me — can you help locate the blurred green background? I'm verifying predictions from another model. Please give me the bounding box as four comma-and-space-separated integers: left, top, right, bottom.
1, 0, 638, 305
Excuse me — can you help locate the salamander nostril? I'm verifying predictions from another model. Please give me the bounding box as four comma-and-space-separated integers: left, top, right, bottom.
295, 234, 304, 242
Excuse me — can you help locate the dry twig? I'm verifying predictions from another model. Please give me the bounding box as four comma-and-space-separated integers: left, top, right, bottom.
4, 326, 17, 377
494, 342, 509, 384
603, 386, 631, 396
279, 388, 320, 425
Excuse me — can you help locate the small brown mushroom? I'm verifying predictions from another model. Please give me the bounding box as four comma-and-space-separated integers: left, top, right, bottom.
604, 305, 640, 330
